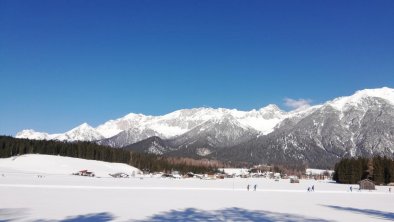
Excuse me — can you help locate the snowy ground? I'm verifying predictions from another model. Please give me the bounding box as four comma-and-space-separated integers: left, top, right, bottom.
1, 155, 393, 222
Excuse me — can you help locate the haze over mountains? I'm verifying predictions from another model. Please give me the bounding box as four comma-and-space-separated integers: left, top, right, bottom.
16, 87, 394, 168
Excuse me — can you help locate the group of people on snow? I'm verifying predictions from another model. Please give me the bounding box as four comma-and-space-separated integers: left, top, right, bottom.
307, 185, 315, 192
247, 184, 257, 191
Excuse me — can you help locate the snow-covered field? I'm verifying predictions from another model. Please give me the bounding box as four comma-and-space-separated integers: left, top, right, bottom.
0, 154, 141, 178
1, 155, 393, 221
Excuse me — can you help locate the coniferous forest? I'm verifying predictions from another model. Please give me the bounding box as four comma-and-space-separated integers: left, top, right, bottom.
4, 135, 394, 183
333, 156, 394, 185
0, 136, 219, 174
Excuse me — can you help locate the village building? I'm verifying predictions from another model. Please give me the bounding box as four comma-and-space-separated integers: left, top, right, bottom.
358, 179, 375, 190
74, 170, 95, 177
290, 177, 300, 183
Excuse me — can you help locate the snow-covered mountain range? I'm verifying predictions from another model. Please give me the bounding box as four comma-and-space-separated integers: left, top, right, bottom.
16, 87, 394, 167
17, 123, 105, 142
17, 103, 290, 144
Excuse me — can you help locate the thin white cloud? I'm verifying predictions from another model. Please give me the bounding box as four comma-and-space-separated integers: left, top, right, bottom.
284, 98, 312, 110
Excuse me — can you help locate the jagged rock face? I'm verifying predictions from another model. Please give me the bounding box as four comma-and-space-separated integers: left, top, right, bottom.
125, 136, 172, 155
352, 99, 394, 156
172, 117, 257, 147
216, 97, 394, 168
98, 127, 164, 148
125, 95, 394, 168
166, 117, 259, 157
125, 117, 259, 158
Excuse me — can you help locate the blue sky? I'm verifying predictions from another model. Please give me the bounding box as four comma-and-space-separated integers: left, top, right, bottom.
1, 0, 393, 135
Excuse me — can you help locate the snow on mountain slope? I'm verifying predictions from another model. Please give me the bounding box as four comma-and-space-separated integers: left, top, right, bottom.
126, 116, 261, 157
96, 113, 155, 138
170, 115, 259, 148
236, 105, 286, 134
94, 108, 218, 139
0, 154, 140, 177
15, 87, 394, 149
16, 129, 60, 140
17, 105, 288, 144
217, 87, 394, 168
96, 106, 283, 140
113, 105, 287, 137
98, 126, 164, 148
56, 123, 104, 141
327, 87, 394, 111
16, 123, 104, 142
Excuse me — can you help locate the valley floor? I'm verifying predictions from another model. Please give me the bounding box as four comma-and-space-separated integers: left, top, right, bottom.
1, 172, 393, 222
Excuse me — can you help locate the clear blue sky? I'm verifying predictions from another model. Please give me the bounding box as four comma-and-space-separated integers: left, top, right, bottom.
1, 0, 393, 135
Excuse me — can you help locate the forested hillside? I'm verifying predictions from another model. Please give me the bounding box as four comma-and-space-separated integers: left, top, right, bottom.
0, 136, 220, 174
333, 156, 394, 184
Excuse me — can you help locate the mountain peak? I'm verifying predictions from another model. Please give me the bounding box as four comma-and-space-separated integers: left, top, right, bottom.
16, 129, 40, 138
58, 123, 103, 142
259, 104, 283, 113
68, 123, 94, 132
328, 87, 394, 110
78, 122, 91, 128
15, 129, 54, 140
16, 129, 37, 135
124, 113, 149, 120
353, 87, 394, 100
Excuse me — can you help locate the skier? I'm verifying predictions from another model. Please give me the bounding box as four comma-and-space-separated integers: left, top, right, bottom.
312, 185, 314, 192
307, 187, 310, 192
247, 184, 250, 191
350, 186, 353, 192
389, 187, 391, 193
254, 184, 257, 191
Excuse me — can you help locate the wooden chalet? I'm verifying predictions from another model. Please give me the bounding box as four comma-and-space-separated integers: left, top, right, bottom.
359, 179, 375, 190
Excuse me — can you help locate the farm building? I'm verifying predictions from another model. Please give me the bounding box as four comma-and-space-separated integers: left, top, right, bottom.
359, 179, 375, 190
290, 177, 300, 183
74, 170, 95, 177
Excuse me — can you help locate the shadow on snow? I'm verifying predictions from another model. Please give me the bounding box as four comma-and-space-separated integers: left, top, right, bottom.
324, 205, 394, 221
136, 207, 333, 222
1, 208, 332, 222
0, 208, 29, 222
7, 206, 393, 222
0, 210, 114, 222
59, 212, 114, 222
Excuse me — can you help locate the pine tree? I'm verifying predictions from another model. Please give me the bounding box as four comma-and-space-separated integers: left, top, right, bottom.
373, 156, 384, 185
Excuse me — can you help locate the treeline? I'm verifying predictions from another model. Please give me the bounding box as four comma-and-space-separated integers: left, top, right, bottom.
333, 156, 394, 185
0, 136, 217, 174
